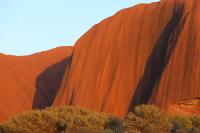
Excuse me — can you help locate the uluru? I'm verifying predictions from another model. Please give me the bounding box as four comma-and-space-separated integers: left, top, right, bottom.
0, 0, 200, 130
54, 0, 200, 118
0, 46, 73, 121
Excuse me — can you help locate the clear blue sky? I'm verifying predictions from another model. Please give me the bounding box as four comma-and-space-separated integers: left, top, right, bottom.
0, 0, 158, 55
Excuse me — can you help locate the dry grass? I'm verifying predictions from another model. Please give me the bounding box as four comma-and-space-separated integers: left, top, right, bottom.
0, 106, 115, 133
1, 105, 200, 133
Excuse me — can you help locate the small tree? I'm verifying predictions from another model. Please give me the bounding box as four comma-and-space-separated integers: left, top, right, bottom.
124, 105, 172, 133
104, 118, 122, 133
189, 127, 200, 133
190, 116, 200, 129
189, 116, 200, 133
55, 120, 67, 133
171, 115, 193, 133
0, 125, 3, 133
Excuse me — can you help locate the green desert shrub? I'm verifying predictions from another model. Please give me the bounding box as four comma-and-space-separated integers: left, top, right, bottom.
0, 125, 4, 133
171, 115, 200, 133
171, 115, 193, 133
104, 117, 122, 133
0, 106, 114, 133
1, 104, 200, 133
190, 115, 200, 130
1, 110, 57, 133
55, 120, 68, 132
124, 105, 172, 133
188, 115, 200, 133
189, 127, 200, 133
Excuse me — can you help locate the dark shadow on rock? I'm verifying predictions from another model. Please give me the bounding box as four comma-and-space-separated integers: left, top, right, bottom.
32, 55, 72, 109
128, 4, 187, 111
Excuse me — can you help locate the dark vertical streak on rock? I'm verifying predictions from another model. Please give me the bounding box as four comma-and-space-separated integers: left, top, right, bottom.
33, 55, 72, 109
128, 4, 186, 111
59, 51, 74, 105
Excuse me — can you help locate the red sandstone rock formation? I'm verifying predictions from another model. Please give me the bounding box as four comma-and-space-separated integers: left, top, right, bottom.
0, 46, 73, 121
54, 0, 200, 118
1, 0, 200, 122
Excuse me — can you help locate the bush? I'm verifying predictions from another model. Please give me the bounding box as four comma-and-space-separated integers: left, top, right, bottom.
1, 104, 200, 133
0, 106, 114, 133
171, 115, 200, 133
0, 125, 4, 133
104, 118, 122, 133
124, 105, 172, 133
55, 120, 67, 132
171, 116, 193, 133
190, 116, 200, 129
189, 127, 200, 133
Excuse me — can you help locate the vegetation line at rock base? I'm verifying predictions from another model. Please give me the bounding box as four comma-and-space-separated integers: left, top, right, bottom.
0, 105, 200, 133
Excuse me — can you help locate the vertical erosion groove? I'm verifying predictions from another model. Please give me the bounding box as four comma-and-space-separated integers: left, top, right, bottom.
128, 3, 187, 111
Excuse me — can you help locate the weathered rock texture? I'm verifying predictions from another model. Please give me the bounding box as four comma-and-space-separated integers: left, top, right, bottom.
54, 0, 200, 118
1, 0, 200, 121
0, 46, 73, 121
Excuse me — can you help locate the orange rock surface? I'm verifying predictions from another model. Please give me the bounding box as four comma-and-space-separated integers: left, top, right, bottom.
54, 0, 200, 118
1, 0, 200, 121
0, 46, 73, 121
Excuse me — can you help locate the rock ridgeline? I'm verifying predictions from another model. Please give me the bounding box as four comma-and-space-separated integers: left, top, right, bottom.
1, 0, 200, 121
54, 0, 200, 118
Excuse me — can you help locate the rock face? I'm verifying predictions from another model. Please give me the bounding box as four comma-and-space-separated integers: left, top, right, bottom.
0, 46, 73, 121
1, 0, 200, 122
54, 0, 200, 118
